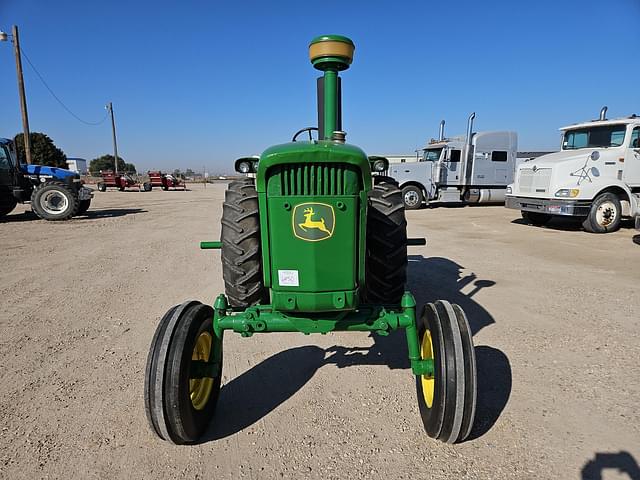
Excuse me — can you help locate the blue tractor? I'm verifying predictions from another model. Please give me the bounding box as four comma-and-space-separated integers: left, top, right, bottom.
0, 137, 93, 221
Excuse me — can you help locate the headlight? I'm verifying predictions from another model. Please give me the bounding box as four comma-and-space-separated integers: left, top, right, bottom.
237, 161, 251, 174
554, 188, 579, 198
506, 186, 512, 194
372, 159, 386, 172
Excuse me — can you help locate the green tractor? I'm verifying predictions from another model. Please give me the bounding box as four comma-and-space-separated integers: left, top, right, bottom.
144, 35, 477, 445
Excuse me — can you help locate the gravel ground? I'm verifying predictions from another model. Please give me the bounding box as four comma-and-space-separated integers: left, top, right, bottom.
1, 183, 638, 480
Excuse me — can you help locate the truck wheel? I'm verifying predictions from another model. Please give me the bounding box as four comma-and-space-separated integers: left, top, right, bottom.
0, 193, 17, 218
582, 193, 621, 233
521, 210, 552, 226
97, 183, 106, 192
143, 182, 152, 192
364, 182, 407, 304
221, 178, 268, 307
401, 185, 423, 210
77, 199, 91, 215
31, 182, 79, 221
144, 301, 223, 444
416, 300, 476, 444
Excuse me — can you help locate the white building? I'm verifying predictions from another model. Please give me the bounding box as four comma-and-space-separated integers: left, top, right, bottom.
66, 158, 88, 174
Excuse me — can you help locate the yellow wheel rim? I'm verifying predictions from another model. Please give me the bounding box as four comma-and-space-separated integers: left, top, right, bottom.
190, 331, 214, 411
420, 329, 435, 408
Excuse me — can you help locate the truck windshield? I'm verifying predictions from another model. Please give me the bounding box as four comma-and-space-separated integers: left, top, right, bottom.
422, 148, 442, 161
562, 125, 626, 150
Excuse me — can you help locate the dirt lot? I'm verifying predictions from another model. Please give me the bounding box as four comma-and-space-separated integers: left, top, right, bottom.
1, 184, 639, 479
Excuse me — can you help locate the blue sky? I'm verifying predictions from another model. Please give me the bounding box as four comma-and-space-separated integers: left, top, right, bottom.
1, 0, 639, 173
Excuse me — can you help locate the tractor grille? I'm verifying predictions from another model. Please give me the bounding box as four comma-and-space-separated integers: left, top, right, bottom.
268, 163, 361, 196
518, 168, 551, 194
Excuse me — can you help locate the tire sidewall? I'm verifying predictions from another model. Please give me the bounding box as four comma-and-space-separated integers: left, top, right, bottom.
416, 303, 447, 438
165, 304, 221, 443
31, 182, 78, 220
585, 193, 621, 233
402, 185, 423, 210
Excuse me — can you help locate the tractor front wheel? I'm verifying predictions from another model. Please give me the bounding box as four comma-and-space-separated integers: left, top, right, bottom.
144, 301, 223, 444
416, 300, 476, 443
31, 182, 79, 221
364, 182, 407, 304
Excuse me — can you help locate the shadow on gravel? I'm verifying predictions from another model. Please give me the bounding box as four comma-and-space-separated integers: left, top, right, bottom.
203, 255, 511, 442
202, 346, 326, 441
80, 208, 146, 219
0, 210, 38, 222
581, 451, 640, 480
512, 216, 636, 232
0, 208, 146, 222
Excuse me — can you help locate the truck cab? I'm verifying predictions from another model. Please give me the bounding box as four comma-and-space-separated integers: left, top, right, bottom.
506, 108, 640, 233
389, 114, 518, 209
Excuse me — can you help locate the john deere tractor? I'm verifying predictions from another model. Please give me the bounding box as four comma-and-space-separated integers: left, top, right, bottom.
145, 35, 477, 445
0, 137, 93, 220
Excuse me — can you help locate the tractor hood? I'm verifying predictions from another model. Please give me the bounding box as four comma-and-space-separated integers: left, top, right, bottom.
20, 164, 78, 179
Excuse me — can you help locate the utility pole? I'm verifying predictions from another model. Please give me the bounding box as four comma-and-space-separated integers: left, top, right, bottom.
11, 25, 32, 165
106, 102, 119, 174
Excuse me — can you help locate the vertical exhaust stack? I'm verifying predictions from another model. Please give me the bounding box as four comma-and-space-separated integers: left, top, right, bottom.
309, 35, 355, 140
464, 112, 476, 185
466, 112, 476, 146
599, 106, 608, 121
438, 120, 445, 141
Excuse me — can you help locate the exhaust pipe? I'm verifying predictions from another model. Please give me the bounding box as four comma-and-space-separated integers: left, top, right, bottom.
438, 120, 445, 141
466, 112, 476, 146
599, 106, 608, 121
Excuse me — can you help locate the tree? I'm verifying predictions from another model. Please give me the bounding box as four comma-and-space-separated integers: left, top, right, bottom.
14, 132, 67, 167
89, 155, 136, 175
185, 168, 195, 177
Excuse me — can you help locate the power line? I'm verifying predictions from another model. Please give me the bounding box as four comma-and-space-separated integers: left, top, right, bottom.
19, 47, 108, 126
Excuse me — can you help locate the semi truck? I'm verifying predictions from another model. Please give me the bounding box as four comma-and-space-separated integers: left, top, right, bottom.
388, 113, 518, 209
506, 107, 640, 233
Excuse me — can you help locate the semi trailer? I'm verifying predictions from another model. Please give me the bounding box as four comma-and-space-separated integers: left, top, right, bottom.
506, 107, 640, 233
388, 114, 518, 209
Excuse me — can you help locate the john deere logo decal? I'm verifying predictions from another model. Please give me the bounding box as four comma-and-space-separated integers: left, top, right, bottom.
292, 202, 335, 242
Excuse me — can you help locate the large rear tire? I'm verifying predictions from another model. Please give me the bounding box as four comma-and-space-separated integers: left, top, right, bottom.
364, 182, 407, 305
144, 301, 223, 444
0, 192, 17, 218
31, 182, 79, 221
221, 178, 268, 307
416, 300, 476, 444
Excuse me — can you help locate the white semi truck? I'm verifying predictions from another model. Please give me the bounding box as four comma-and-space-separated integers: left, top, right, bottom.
388, 113, 518, 209
506, 107, 640, 233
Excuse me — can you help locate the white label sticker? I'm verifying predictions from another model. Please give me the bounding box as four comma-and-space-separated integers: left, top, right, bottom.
278, 270, 299, 287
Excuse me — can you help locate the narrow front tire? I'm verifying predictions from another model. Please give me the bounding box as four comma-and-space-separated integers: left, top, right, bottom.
416, 300, 476, 443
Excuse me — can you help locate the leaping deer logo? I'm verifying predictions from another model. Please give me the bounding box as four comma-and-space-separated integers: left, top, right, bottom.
299, 207, 331, 234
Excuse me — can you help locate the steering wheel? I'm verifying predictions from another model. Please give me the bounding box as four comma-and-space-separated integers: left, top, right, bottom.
292, 127, 319, 142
